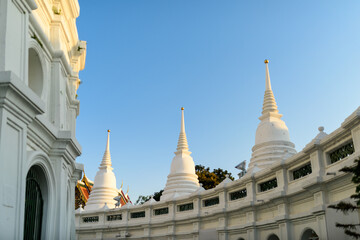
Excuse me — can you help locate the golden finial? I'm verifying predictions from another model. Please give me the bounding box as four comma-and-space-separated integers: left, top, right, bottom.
107, 129, 110, 133
181, 107, 184, 110
264, 59, 269, 64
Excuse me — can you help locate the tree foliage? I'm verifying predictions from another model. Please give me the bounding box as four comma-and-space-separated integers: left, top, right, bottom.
328, 158, 360, 239
135, 190, 164, 205
153, 190, 164, 201
195, 164, 234, 190
135, 195, 150, 205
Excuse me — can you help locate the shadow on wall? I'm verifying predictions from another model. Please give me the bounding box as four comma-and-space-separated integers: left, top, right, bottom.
28, 48, 43, 97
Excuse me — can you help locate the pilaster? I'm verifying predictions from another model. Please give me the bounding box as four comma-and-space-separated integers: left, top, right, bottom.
246, 228, 256, 240
310, 149, 325, 176
245, 179, 256, 203
49, 130, 82, 239
70, 164, 83, 240
276, 169, 286, 191
49, 60, 65, 129
144, 227, 150, 238
351, 124, 360, 152
0, 71, 44, 239
167, 224, 175, 237
168, 202, 175, 220
193, 221, 200, 233
218, 231, 228, 240
0, 0, 34, 81
246, 211, 255, 224
218, 189, 227, 210
278, 221, 290, 239
316, 214, 328, 240
194, 197, 201, 215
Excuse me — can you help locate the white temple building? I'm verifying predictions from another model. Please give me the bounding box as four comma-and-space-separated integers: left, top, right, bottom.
0, 0, 86, 239
75, 60, 360, 240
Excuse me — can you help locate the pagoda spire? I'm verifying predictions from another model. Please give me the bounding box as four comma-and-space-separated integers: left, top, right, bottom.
100, 130, 112, 167
261, 59, 280, 116
176, 107, 189, 153
247, 59, 296, 172
84, 130, 119, 211
161, 107, 199, 201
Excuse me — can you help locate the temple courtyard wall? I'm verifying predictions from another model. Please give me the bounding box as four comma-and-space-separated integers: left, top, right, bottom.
76, 107, 360, 240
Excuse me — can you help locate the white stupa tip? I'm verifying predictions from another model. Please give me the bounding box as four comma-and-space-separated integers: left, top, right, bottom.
176, 107, 189, 152
261, 59, 279, 115
100, 130, 112, 167
264, 59, 272, 91
180, 107, 185, 133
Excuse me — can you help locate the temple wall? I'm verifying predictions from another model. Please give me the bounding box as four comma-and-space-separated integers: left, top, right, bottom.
289, 198, 314, 215
76, 108, 360, 240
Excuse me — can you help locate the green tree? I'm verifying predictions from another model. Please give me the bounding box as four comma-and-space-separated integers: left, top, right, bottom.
153, 190, 164, 201
328, 158, 360, 239
195, 165, 234, 190
135, 190, 164, 205
135, 195, 151, 205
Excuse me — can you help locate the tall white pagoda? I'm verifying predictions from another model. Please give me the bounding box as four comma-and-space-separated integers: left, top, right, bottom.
84, 130, 119, 210
161, 108, 200, 201
248, 60, 297, 172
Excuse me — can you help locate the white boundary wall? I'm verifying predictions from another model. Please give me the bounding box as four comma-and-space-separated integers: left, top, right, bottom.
76, 108, 360, 240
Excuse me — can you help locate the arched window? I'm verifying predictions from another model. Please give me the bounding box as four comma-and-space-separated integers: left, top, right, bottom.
301, 229, 319, 240
268, 234, 280, 240
28, 48, 43, 97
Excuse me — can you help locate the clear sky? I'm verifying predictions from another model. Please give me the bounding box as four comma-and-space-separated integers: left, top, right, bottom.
76, 0, 360, 201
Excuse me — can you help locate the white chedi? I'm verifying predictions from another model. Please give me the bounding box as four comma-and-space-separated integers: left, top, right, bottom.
161, 108, 200, 201
248, 60, 297, 172
84, 130, 119, 211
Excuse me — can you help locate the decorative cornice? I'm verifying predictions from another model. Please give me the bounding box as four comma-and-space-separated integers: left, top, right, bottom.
341, 106, 360, 129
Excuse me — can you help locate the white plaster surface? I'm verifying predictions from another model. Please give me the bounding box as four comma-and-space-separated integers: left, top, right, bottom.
0, 0, 86, 239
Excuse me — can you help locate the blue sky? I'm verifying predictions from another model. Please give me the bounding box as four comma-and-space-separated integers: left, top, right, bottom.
76, 1, 360, 201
